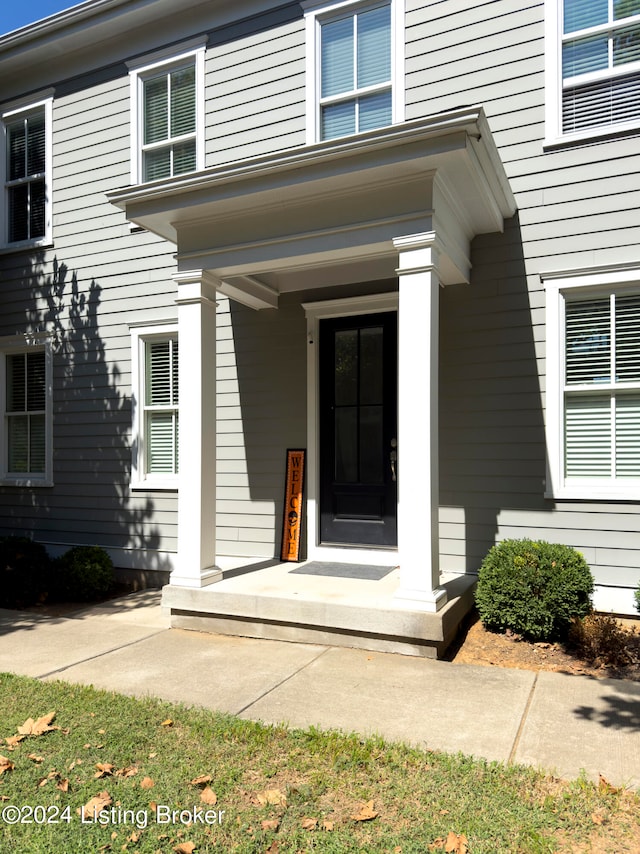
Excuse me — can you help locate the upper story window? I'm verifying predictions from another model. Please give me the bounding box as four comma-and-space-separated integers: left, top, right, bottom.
0, 333, 53, 486
304, 0, 404, 144
1, 95, 52, 249
546, 0, 640, 141
128, 39, 205, 184
544, 268, 640, 499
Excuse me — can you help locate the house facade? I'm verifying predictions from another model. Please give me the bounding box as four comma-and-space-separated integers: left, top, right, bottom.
1, 0, 639, 644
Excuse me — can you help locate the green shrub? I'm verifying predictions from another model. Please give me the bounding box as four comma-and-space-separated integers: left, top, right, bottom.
635, 583, 640, 615
475, 539, 593, 642
0, 537, 51, 609
54, 545, 114, 602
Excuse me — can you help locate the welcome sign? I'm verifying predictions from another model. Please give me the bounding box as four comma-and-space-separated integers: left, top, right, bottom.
280, 449, 305, 561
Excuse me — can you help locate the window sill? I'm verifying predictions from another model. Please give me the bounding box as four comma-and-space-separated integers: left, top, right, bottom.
0, 477, 53, 487
544, 120, 640, 151
0, 239, 53, 256
545, 486, 640, 502
130, 479, 178, 492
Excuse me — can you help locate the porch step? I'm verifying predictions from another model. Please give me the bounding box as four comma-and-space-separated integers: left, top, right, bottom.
162, 568, 476, 658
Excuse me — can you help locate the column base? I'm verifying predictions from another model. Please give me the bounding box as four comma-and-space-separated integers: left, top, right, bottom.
168, 566, 223, 588
394, 585, 448, 612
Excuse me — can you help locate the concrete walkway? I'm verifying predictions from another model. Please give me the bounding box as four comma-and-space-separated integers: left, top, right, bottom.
0, 590, 638, 790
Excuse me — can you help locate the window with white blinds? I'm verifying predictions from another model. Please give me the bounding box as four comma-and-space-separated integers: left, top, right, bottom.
144, 338, 179, 476
142, 64, 196, 181
319, 2, 392, 140
563, 293, 640, 483
303, 0, 402, 143
5, 351, 46, 475
560, 0, 640, 134
129, 41, 204, 185
131, 326, 179, 488
1, 98, 51, 248
0, 336, 52, 485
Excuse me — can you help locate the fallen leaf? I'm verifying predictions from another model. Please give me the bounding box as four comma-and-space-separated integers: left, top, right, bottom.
0, 756, 15, 775
80, 791, 112, 821
128, 831, 141, 843
301, 817, 318, 830
173, 843, 195, 854
190, 774, 212, 787
260, 819, 279, 831
18, 712, 59, 737
161, 719, 174, 728
56, 778, 69, 793
200, 787, 217, 805
94, 763, 115, 779
140, 777, 155, 790
5, 735, 25, 748
598, 774, 619, 794
98, 729, 106, 735
265, 842, 279, 854
116, 766, 138, 778
28, 753, 44, 763
592, 812, 604, 825
445, 831, 468, 854
322, 820, 334, 831
351, 800, 378, 822
257, 789, 287, 806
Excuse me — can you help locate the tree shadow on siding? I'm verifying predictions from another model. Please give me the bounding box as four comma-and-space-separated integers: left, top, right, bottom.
439, 214, 548, 576
0, 252, 172, 581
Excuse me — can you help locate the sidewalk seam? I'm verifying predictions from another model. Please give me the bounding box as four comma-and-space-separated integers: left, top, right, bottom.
508, 671, 538, 765
235, 646, 332, 717
35, 629, 169, 680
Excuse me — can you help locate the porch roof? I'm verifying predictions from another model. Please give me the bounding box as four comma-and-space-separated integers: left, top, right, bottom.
109, 107, 516, 308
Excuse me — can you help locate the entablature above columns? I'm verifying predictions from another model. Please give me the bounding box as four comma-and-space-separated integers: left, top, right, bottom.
110, 107, 516, 308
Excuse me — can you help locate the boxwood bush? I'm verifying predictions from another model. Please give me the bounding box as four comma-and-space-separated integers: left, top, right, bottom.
475, 539, 593, 642
54, 545, 114, 602
0, 537, 51, 609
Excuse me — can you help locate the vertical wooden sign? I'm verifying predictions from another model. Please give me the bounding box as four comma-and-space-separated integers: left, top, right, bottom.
281, 449, 305, 561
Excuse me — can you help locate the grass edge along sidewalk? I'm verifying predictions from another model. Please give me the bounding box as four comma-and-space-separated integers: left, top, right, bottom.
0, 673, 638, 853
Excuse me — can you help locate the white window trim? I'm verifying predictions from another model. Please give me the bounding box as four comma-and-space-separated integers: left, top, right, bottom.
0, 332, 53, 487
544, 0, 640, 146
128, 38, 206, 185
302, 0, 405, 145
0, 93, 53, 252
544, 265, 640, 500
130, 323, 179, 491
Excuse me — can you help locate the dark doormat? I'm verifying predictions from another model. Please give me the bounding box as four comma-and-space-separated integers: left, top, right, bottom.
289, 561, 396, 581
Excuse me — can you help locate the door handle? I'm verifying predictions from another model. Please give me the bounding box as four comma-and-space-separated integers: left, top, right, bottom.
390, 449, 397, 482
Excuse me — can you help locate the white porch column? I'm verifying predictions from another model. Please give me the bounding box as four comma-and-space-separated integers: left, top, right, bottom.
170, 270, 222, 588
393, 232, 447, 611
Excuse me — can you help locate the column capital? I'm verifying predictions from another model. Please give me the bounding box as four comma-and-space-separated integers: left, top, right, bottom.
393, 231, 444, 277
173, 269, 220, 306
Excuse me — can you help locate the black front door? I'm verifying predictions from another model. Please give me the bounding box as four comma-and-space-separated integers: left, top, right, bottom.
319, 312, 397, 547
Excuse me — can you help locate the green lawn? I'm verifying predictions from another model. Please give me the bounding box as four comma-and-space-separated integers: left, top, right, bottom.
0, 673, 637, 853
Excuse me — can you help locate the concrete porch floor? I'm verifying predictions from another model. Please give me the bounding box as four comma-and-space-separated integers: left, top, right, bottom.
161, 559, 476, 658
